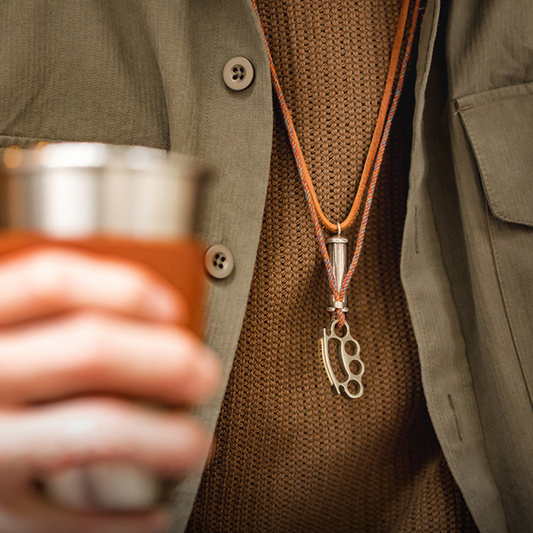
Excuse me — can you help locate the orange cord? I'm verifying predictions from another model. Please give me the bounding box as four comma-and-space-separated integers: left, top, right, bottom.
281, 0, 412, 233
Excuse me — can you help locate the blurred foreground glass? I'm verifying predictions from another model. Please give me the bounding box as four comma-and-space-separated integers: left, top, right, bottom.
1, 142, 206, 239
0, 142, 209, 512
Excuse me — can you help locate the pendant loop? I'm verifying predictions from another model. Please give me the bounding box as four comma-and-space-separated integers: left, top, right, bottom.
325, 235, 349, 313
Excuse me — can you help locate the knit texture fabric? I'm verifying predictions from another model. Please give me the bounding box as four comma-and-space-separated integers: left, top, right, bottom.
188, 1, 478, 531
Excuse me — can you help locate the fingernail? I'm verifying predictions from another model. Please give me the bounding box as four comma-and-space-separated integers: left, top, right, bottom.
145, 286, 180, 321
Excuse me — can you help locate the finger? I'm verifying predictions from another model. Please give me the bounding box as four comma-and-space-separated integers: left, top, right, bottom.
0, 497, 170, 533
0, 397, 211, 477
0, 313, 220, 405
0, 247, 185, 325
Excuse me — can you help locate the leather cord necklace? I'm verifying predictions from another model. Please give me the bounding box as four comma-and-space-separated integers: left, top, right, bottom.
250, 0, 421, 399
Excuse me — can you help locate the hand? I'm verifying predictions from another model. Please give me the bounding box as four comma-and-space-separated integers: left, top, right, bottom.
0, 247, 220, 533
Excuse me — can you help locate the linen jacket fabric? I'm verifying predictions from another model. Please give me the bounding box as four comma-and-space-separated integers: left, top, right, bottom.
0, 1, 531, 531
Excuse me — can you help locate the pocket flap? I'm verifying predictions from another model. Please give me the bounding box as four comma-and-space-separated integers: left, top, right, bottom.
457, 82, 533, 227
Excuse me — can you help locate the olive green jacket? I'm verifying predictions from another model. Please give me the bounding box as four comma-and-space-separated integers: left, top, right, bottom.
0, 1, 532, 531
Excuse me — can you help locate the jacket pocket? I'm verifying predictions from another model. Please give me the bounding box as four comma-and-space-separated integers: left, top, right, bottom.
457, 82, 533, 227
457, 82, 533, 386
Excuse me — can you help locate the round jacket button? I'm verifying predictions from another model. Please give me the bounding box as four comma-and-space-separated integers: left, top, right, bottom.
223, 57, 255, 91
205, 244, 235, 279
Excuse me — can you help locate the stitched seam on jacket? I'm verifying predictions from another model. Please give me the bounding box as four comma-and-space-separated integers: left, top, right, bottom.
454, 81, 533, 112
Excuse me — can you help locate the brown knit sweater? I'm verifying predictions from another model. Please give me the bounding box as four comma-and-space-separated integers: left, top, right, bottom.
188, 1, 478, 531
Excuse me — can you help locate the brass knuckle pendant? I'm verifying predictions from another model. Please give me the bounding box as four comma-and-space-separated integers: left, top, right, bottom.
319, 319, 364, 399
